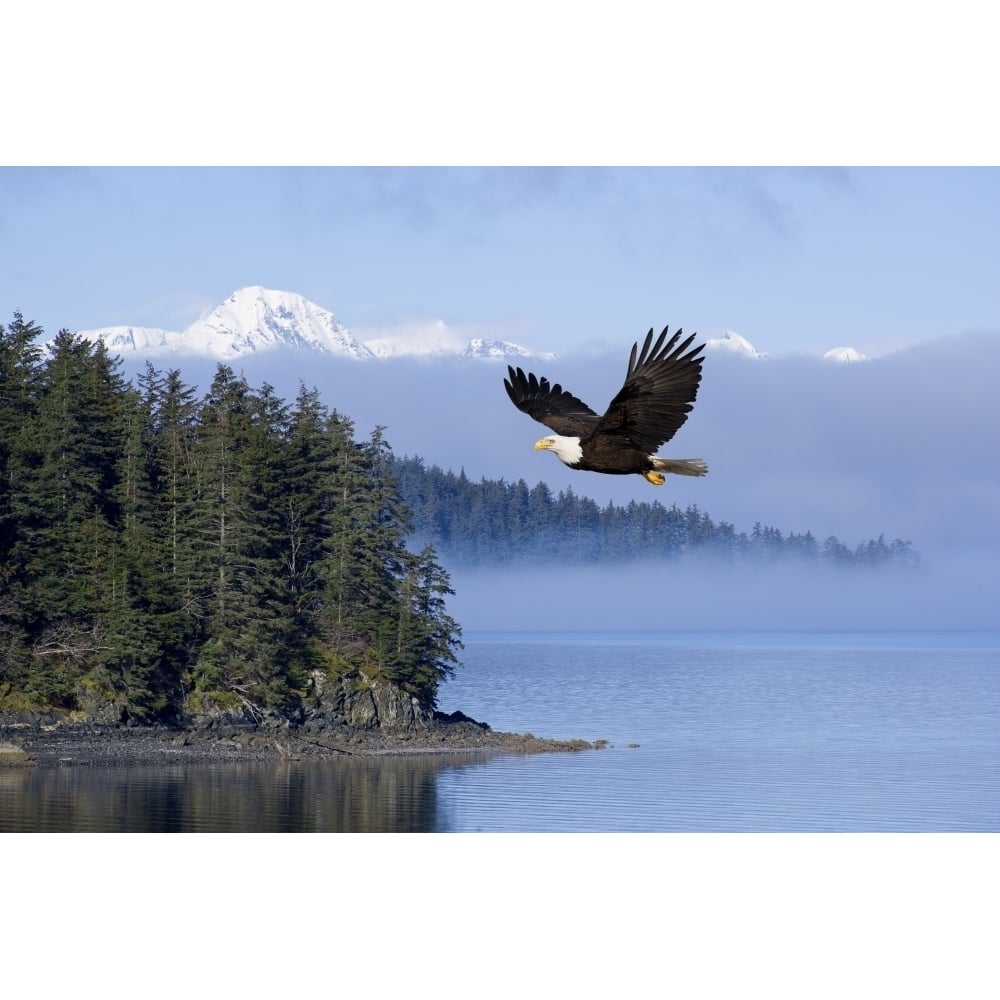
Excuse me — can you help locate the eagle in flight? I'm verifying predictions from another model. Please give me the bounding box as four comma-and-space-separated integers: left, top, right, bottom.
503, 326, 707, 485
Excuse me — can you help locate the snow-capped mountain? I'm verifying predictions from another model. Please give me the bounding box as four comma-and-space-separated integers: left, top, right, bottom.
705, 330, 767, 359
77, 325, 183, 355
187, 287, 374, 359
706, 332, 870, 363
462, 338, 557, 361
57, 289, 886, 366
67, 287, 374, 361
65, 287, 551, 363
822, 346, 869, 364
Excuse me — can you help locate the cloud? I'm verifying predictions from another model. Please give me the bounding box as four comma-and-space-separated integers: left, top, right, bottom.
355, 319, 466, 358
283, 167, 580, 234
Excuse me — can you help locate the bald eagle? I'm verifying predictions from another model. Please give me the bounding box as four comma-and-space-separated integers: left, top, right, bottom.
504, 326, 708, 485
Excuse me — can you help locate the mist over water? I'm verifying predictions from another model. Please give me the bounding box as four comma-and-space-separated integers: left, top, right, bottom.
447, 552, 1000, 632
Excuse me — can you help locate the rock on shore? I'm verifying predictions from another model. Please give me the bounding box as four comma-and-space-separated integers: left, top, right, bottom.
0, 678, 599, 767
0, 740, 34, 767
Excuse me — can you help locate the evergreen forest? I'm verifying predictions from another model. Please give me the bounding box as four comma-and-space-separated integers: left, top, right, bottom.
0, 316, 461, 722
390, 457, 922, 570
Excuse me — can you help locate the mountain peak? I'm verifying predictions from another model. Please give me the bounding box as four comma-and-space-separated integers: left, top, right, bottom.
705, 330, 767, 359
62, 286, 374, 361
461, 337, 557, 362
822, 346, 870, 364
187, 287, 375, 359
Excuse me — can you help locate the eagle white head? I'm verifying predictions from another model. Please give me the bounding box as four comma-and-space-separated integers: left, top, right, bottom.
534, 434, 584, 467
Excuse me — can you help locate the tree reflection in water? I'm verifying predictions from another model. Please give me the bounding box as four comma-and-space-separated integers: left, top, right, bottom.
0, 753, 496, 833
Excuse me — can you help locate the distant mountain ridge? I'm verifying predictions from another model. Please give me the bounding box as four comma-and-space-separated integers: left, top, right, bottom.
50, 285, 870, 364
61, 286, 554, 363
705, 330, 869, 363
823, 346, 870, 364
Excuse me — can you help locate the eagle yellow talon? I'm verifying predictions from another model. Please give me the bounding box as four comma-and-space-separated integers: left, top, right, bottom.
643, 471, 666, 485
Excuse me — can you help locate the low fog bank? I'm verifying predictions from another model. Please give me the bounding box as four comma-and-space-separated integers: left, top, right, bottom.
447, 549, 1000, 632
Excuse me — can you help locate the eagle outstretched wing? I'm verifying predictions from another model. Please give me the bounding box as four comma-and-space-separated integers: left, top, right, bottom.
504, 366, 600, 438
594, 327, 705, 453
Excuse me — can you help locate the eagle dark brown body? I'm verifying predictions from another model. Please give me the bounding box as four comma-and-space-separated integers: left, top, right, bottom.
503, 326, 708, 485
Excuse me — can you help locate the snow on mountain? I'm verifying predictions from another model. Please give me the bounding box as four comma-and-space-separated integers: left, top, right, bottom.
462, 338, 557, 361
65, 287, 554, 363
705, 332, 870, 363
67, 287, 372, 361
822, 346, 869, 364
705, 330, 767, 359
74, 325, 183, 355
174, 287, 374, 360
55, 290, 880, 366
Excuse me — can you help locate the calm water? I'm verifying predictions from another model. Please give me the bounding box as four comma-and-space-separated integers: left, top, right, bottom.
3, 630, 998, 832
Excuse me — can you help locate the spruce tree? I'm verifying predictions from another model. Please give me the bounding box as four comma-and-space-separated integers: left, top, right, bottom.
392, 544, 462, 707
0, 313, 43, 575
9, 332, 129, 706
316, 409, 377, 658
0, 314, 44, 697
187, 368, 302, 710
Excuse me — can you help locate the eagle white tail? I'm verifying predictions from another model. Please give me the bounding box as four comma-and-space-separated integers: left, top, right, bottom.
651, 457, 708, 477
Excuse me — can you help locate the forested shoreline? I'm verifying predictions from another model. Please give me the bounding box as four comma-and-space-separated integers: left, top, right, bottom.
1, 315, 461, 723
2, 313, 922, 725
390, 457, 922, 570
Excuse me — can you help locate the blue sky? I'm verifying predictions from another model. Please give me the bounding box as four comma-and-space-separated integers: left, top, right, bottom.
3, 166, 998, 358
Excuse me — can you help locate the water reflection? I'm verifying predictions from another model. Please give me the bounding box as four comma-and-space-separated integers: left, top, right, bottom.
0, 753, 495, 833
4, 631, 997, 833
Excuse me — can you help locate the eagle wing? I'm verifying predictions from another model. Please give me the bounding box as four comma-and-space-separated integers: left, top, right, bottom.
504, 366, 600, 437
594, 327, 705, 452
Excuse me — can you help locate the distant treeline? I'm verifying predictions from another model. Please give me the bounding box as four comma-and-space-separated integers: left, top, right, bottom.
390, 456, 923, 570
0, 316, 460, 721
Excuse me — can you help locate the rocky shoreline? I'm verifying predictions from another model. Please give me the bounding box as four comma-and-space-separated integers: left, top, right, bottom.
0, 711, 602, 769
1, 673, 607, 768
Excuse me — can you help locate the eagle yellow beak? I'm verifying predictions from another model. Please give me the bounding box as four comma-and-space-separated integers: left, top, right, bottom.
534, 438, 552, 451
